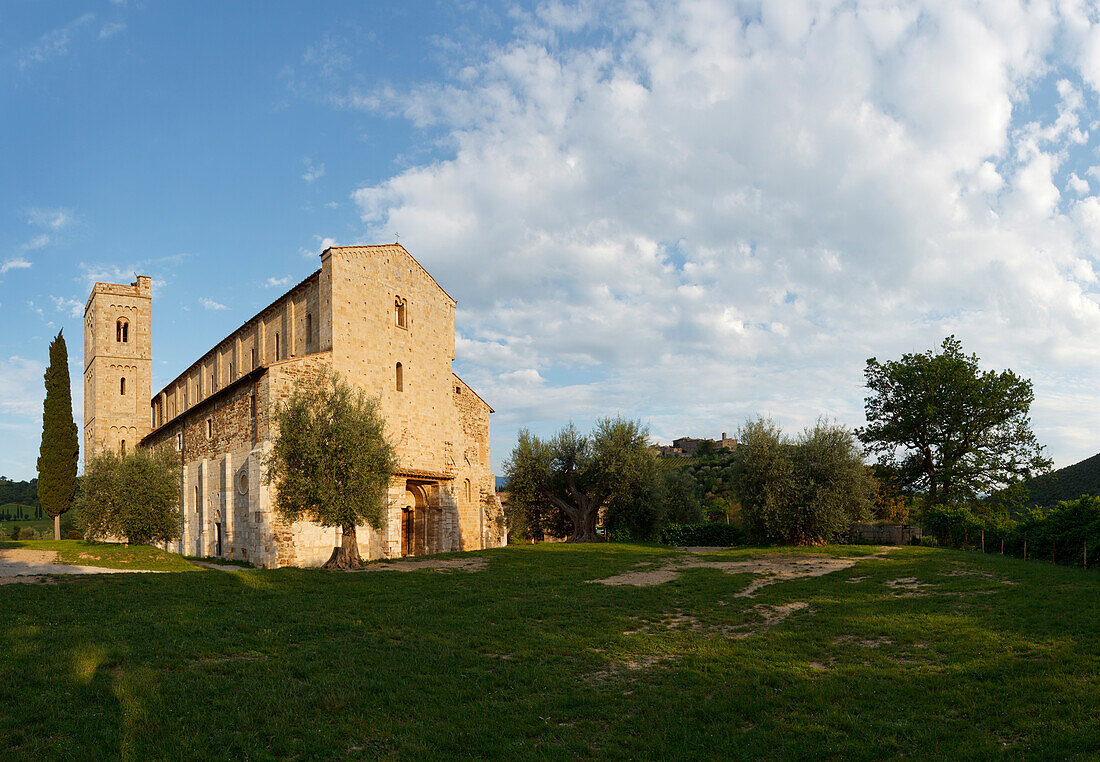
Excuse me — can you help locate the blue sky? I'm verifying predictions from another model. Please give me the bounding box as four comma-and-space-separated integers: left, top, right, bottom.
4, 0, 1100, 481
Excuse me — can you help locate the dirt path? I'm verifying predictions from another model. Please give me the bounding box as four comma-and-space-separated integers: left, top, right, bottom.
0, 548, 165, 584
591, 549, 888, 594
358, 557, 487, 573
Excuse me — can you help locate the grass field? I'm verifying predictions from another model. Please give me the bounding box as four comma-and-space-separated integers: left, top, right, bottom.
2, 539, 199, 572
0, 506, 80, 538
1, 542, 1098, 759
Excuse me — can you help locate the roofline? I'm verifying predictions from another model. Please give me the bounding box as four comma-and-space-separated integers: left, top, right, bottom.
149, 268, 321, 402
453, 371, 494, 413
144, 364, 269, 443
323, 243, 457, 305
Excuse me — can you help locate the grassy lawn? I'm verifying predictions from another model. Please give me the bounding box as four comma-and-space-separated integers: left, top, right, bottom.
1, 539, 199, 572
1, 543, 1098, 759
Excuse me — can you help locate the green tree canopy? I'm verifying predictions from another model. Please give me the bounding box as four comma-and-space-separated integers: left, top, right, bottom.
37, 329, 79, 540
80, 448, 182, 545
263, 371, 397, 569
737, 417, 873, 544
857, 336, 1051, 506
503, 417, 657, 542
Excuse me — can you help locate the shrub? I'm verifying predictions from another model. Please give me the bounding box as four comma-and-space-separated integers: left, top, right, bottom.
17, 528, 37, 541
659, 522, 745, 547
80, 448, 182, 544
65, 530, 83, 540
9, 525, 21, 540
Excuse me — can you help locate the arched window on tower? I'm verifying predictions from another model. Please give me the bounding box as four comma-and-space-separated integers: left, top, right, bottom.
116, 318, 129, 343
395, 362, 403, 392
120, 440, 126, 455
395, 297, 407, 329
120, 377, 126, 396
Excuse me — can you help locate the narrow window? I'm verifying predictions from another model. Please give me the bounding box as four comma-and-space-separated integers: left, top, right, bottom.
395, 297, 407, 328
306, 313, 313, 349
251, 347, 256, 369
464, 479, 471, 502
177, 433, 183, 450
275, 332, 280, 360
116, 318, 129, 343
120, 440, 126, 455
194, 486, 199, 514
395, 362, 403, 392
206, 419, 213, 439
229, 362, 234, 380
210, 373, 215, 393
120, 377, 126, 395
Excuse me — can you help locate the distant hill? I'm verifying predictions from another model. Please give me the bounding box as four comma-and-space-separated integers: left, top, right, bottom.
1024, 451, 1100, 507
0, 477, 38, 509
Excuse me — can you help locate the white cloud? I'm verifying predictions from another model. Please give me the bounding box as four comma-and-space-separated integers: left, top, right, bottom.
309, 0, 1100, 469
199, 297, 229, 311
18, 13, 97, 70
301, 159, 326, 182
51, 296, 84, 318
0, 259, 32, 275
0, 356, 44, 417
99, 22, 125, 39
265, 276, 291, 288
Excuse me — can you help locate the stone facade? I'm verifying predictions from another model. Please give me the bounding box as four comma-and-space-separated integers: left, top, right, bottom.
83, 276, 152, 456
85, 244, 506, 567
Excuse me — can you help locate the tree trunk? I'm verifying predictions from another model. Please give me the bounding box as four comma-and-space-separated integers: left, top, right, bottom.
54, 514, 61, 541
322, 524, 362, 569
567, 506, 601, 543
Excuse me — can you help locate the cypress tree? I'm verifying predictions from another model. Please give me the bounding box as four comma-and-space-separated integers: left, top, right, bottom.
37, 329, 79, 540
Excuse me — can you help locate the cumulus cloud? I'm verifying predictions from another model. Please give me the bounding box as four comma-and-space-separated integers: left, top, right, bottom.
265, 276, 292, 288
50, 296, 84, 318
295, 0, 1100, 469
199, 297, 229, 311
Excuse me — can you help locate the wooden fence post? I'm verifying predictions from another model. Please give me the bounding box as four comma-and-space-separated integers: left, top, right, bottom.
981, 529, 985, 553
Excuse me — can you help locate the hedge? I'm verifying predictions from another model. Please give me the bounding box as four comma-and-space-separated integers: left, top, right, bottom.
659, 522, 745, 547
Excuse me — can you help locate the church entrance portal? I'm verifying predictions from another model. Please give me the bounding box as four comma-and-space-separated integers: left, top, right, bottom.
401, 483, 443, 557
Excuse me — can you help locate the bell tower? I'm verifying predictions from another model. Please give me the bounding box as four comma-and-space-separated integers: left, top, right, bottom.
83, 276, 153, 462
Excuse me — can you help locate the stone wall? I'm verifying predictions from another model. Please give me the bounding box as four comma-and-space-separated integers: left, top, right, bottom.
123, 243, 504, 567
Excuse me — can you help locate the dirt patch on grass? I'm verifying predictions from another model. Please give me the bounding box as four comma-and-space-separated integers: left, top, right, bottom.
834, 634, 893, 648
359, 557, 488, 573
885, 577, 931, 591
0, 549, 57, 565
623, 601, 811, 639
592, 552, 881, 595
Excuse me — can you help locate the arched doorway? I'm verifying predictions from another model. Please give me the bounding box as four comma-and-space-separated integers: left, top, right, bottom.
402, 485, 430, 557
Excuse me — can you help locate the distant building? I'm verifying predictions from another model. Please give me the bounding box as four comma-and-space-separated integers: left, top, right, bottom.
653, 432, 738, 458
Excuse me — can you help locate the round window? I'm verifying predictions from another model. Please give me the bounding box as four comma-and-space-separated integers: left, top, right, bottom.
236, 469, 249, 495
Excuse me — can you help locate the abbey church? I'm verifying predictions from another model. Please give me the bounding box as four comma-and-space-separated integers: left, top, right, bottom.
83, 244, 507, 567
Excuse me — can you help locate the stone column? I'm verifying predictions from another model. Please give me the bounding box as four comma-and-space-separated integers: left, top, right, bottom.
223, 451, 234, 555
287, 300, 296, 357
384, 479, 406, 558
180, 460, 190, 556
198, 458, 208, 556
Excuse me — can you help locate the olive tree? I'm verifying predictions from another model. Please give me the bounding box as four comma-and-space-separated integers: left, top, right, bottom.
263, 371, 397, 569
80, 448, 182, 545
503, 417, 656, 542
737, 417, 874, 544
